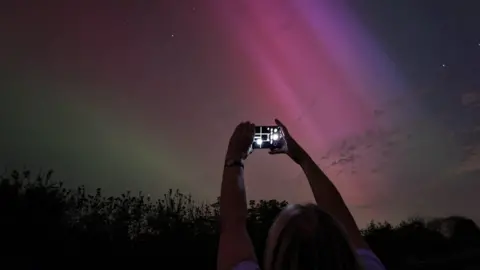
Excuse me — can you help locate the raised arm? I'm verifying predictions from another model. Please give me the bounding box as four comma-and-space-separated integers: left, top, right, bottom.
297, 153, 368, 249
217, 122, 257, 270
270, 119, 368, 249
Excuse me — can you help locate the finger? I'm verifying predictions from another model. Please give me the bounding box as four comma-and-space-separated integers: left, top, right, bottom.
274, 118, 285, 127
275, 119, 290, 137
241, 121, 253, 135
275, 118, 288, 134
268, 149, 285, 155
240, 121, 252, 133
235, 122, 245, 131
249, 122, 255, 134
238, 121, 249, 133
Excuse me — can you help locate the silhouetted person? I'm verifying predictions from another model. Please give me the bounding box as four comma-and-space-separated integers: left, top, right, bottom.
217, 120, 385, 270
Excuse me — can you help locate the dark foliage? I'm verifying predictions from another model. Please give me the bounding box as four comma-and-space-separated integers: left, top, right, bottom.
1, 170, 479, 269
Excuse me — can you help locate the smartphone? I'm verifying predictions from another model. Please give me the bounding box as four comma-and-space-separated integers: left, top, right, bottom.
252, 126, 285, 149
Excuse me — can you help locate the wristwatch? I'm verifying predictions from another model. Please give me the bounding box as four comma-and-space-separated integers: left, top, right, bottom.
224, 159, 244, 168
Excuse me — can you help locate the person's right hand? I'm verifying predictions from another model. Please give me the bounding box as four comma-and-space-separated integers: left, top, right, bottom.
226, 121, 255, 161
269, 119, 309, 165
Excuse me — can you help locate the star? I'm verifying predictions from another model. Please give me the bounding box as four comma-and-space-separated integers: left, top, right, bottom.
171, 34, 175, 38
441, 63, 447, 68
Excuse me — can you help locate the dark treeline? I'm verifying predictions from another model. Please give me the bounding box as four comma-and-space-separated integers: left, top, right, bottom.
1, 170, 480, 269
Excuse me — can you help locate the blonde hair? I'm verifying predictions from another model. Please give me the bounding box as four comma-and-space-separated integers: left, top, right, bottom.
264, 203, 363, 270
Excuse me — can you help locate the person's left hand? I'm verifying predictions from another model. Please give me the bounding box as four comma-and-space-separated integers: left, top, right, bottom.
226, 121, 255, 161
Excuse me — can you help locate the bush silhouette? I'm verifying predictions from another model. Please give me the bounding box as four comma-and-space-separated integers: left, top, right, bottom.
1, 170, 479, 269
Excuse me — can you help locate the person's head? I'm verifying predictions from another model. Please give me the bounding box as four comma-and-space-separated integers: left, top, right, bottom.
264, 203, 363, 270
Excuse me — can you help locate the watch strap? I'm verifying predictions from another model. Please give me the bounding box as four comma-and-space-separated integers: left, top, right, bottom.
224, 159, 244, 168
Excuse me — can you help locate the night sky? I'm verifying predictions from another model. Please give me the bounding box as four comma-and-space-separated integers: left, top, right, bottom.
1, 0, 479, 226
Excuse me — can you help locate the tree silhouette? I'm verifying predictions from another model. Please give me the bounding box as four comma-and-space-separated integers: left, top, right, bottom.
0, 169, 479, 269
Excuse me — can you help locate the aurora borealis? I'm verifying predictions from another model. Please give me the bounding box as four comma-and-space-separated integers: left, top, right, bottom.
1, 0, 479, 226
